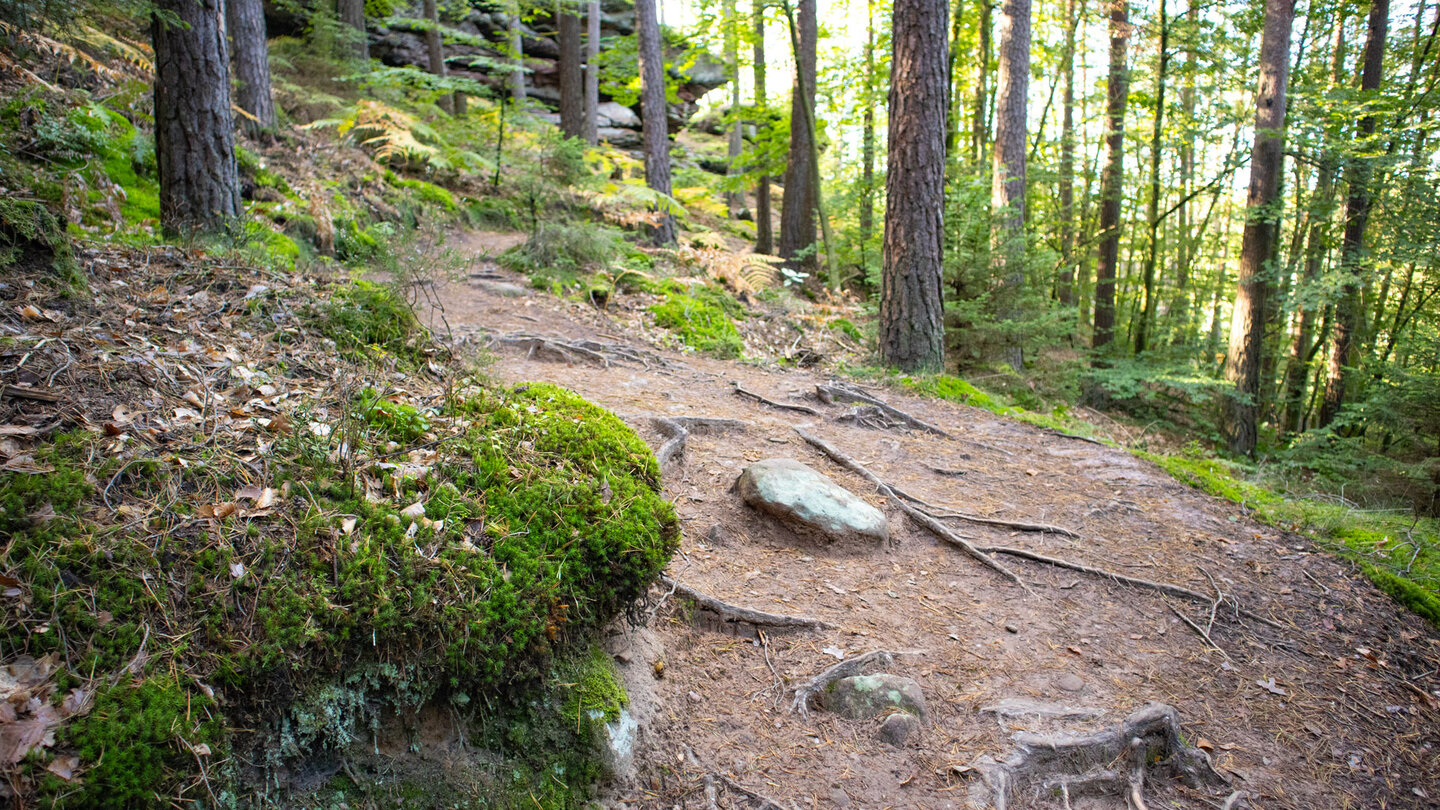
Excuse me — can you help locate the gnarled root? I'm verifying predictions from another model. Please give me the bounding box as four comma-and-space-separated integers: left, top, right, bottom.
660, 577, 831, 633
960, 703, 1225, 810
790, 650, 896, 719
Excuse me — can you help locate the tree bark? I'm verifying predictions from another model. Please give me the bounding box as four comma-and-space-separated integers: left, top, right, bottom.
778, 0, 818, 273
753, 0, 773, 253
153, 0, 240, 236
725, 0, 746, 217
946, 0, 965, 160
558, 1, 584, 137
227, 0, 277, 142
1091, 0, 1129, 355
1224, 0, 1295, 456
1056, 0, 1081, 307
972, 0, 992, 163
860, 0, 876, 266
636, 0, 676, 245
1170, 0, 1198, 344
1319, 0, 1389, 428
338, 0, 368, 61
584, 0, 600, 144
422, 0, 451, 113
1133, 0, 1169, 355
991, 0, 1030, 370
880, 0, 948, 372
510, 4, 527, 102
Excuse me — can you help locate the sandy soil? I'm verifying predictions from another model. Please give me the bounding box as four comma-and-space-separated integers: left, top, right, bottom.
416, 231, 1440, 810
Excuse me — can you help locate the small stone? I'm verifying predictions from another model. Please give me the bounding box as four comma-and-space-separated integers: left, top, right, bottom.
613, 651, 633, 665
737, 459, 888, 544
828, 786, 852, 808
687, 690, 702, 703
1004, 622, 1019, 634
824, 673, 927, 719
1056, 673, 1085, 692
877, 712, 921, 746
473, 280, 529, 297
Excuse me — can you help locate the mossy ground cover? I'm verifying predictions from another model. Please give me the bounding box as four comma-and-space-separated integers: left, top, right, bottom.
648, 281, 746, 359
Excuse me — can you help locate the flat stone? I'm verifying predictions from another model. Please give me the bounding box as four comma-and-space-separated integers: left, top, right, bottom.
471, 280, 528, 297
824, 673, 926, 720
737, 458, 888, 544
877, 711, 921, 746
1056, 673, 1085, 692
595, 100, 641, 128
979, 697, 1103, 720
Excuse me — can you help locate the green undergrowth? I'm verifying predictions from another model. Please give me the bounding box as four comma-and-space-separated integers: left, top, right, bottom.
1144, 452, 1440, 626
648, 280, 745, 359
0, 379, 678, 806
306, 279, 434, 368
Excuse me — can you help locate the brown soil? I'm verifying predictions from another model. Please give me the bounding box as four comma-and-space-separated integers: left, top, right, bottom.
420, 231, 1440, 810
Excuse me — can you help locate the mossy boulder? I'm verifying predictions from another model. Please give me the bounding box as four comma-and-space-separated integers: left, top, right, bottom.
824, 674, 927, 720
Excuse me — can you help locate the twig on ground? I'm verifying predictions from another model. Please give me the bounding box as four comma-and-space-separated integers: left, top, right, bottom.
795, 428, 1032, 593
790, 650, 896, 719
893, 490, 1081, 537
757, 629, 786, 709
732, 381, 822, 416
660, 576, 831, 631
1166, 601, 1234, 662
1041, 428, 1107, 446
815, 382, 951, 437
717, 775, 791, 810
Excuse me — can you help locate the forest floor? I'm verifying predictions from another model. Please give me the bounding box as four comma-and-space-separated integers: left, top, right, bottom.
410, 230, 1440, 810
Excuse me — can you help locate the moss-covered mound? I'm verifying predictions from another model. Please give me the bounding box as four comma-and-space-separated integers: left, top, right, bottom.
0, 382, 677, 807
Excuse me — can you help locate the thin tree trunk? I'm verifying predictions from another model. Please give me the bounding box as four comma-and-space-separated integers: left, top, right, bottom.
584, 0, 600, 144
1091, 0, 1128, 356
860, 0, 877, 270
558, 1, 584, 137
636, 0, 675, 245
781, 0, 836, 287
510, 4, 527, 102
1224, 0, 1295, 456
753, 0, 773, 254
778, 0, 818, 274
1133, 0, 1169, 354
881, 0, 948, 372
991, 0, 1031, 370
1056, 0, 1081, 307
153, 0, 239, 236
1170, 0, 1198, 345
946, 0, 965, 160
227, 0, 277, 142
972, 0, 992, 163
338, 0, 368, 61
1320, 0, 1389, 428
423, 0, 451, 113
725, 0, 746, 216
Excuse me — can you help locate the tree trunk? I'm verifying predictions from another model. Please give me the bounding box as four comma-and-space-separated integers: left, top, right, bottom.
423, 0, 451, 113
972, 0, 992, 163
781, 0, 837, 287
153, 0, 240, 236
558, 1, 584, 137
584, 0, 600, 144
1056, 0, 1081, 307
227, 0, 277, 142
880, 0, 948, 372
725, 0, 746, 217
946, 0, 965, 160
778, 0, 818, 274
1091, 0, 1129, 355
860, 0, 876, 266
510, 5, 526, 102
991, 0, 1030, 370
1133, 0, 1169, 355
753, 0, 773, 253
1170, 0, 1198, 345
1223, 0, 1295, 456
338, 0, 368, 61
1319, 0, 1389, 428
636, 0, 676, 245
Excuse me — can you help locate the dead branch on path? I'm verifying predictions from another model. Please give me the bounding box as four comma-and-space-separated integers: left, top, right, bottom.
815, 382, 951, 437
888, 488, 1082, 538
660, 576, 831, 631
790, 650, 896, 719
731, 381, 822, 416
794, 428, 1032, 593
650, 416, 749, 469
1166, 601, 1234, 662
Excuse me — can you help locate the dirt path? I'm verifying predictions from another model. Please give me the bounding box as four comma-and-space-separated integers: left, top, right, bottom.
419, 232, 1440, 809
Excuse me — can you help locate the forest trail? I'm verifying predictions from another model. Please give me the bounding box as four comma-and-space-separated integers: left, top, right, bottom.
417, 231, 1439, 810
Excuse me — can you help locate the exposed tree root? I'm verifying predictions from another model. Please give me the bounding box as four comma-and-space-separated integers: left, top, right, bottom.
960, 703, 1224, 810
716, 774, 790, 810
790, 649, 896, 719
835, 404, 910, 431
795, 428, 1033, 593
650, 416, 749, 469
815, 382, 951, 437
491, 334, 610, 366
660, 576, 831, 632
1041, 428, 1107, 446
890, 490, 1082, 537
731, 381, 822, 415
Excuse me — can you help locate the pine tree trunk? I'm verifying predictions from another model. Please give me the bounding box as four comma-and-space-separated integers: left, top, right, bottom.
1134, 0, 1169, 355
860, 0, 876, 261
1223, 0, 1294, 456
972, 0, 992, 163
880, 0, 948, 372
227, 0, 277, 142
636, 0, 675, 245
990, 0, 1030, 369
153, 0, 240, 236
1320, 0, 1389, 428
423, 0, 451, 113
1056, 0, 1080, 307
946, 0, 964, 159
558, 1, 584, 138
753, 0, 773, 254
778, 0, 818, 273
338, 0, 368, 61
510, 5, 527, 102
1092, 0, 1128, 355
725, 0, 746, 217
584, 0, 600, 144
1170, 0, 1198, 345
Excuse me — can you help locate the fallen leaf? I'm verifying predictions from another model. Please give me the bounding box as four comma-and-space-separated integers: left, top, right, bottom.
401, 501, 426, 520
192, 742, 212, 756
45, 754, 79, 781
1196, 737, 1215, 753
229, 562, 246, 580
821, 646, 846, 661
1257, 677, 1287, 696
341, 516, 357, 535
198, 502, 238, 519
0, 425, 40, 437
15, 304, 45, 321
267, 412, 292, 434
235, 484, 264, 501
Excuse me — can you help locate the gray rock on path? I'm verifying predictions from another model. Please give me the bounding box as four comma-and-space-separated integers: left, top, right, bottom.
823, 673, 927, 720
737, 458, 888, 544
877, 711, 921, 746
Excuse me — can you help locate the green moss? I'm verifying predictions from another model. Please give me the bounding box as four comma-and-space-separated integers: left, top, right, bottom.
556, 645, 627, 730
359, 387, 432, 442
649, 285, 744, 359
0, 198, 80, 287
307, 280, 430, 367
830, 318, 863, 343
387, 173, 458, 211
901, 374, 998, 411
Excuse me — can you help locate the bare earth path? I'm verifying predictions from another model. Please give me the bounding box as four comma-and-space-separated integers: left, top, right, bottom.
418, 232, 1439, 810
